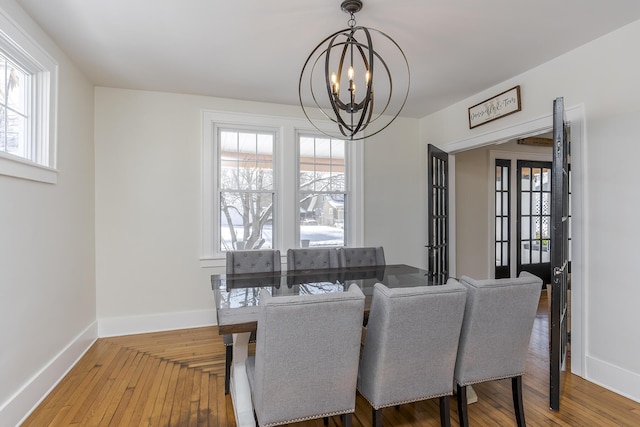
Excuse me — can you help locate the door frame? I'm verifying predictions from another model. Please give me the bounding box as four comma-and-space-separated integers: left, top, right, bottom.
444, 104, 585, 377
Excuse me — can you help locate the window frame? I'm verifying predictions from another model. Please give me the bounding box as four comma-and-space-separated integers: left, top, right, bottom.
201, 110, 363, 268
0, 8, 58, 183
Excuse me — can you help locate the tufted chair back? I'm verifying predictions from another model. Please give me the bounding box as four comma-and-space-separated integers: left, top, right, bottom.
338, 246, 385, 268
226, 249, 281, 274
287, 248, 341, 270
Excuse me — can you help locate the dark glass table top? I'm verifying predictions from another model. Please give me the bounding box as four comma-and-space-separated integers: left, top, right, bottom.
212, 264, 434, 334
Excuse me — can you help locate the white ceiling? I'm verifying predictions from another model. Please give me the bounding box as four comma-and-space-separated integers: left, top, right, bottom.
14, 0, 640, 118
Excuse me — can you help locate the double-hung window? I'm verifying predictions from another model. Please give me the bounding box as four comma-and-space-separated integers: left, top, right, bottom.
0, 8, 58, 183
298, 134, 346, 247
219, 128, 275, 251
201, 111, 362, 267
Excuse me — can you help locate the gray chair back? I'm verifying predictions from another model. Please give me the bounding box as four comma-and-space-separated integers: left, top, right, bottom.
247, 284, 365, 426
287, 248, 341, 270
338, 246, 385, 267
226, 249, 281, 274
358, 281, 467, 424
454, 272, 543, 386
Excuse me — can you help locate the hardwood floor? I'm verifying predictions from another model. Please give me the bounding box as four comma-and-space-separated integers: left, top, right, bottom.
22, 294, 640, 426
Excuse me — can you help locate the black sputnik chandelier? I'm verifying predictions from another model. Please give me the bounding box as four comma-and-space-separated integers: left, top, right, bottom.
299, 0, 410, 141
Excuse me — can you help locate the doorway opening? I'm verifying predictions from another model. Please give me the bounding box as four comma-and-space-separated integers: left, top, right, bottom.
445, 104, 584, 378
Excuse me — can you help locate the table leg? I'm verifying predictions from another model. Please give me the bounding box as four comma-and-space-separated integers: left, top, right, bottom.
229, 332, 256, 427
467, 385, 478, 404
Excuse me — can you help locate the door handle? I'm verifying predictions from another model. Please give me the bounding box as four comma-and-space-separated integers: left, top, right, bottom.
553, 261, 568, 276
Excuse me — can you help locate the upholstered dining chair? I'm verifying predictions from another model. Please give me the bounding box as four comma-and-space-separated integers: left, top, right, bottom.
223, 249, 281, 395
357, 281, 468, 427
338, 246, 386, 267
246, 284, 365, 426
454, 272, 543, 427
286, 247, 341, 270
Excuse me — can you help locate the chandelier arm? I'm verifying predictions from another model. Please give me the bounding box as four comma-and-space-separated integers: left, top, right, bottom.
301, 41, 346, 128
326, 34, 358, 132
348, 29, 375, 134
309, 52, 339, 123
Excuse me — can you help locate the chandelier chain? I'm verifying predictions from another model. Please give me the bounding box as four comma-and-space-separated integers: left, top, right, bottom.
348, 13, 356, 28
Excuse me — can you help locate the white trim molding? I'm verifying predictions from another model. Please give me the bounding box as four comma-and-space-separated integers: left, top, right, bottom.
98, 309, 217, 338
1, 322, 97, 427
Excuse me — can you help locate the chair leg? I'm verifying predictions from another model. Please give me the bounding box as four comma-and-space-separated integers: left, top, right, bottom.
439, 395, 451, 427
224, 345, 232, 395
512, 376, 526, 427
341, 413, 352, 427
372, 407, 383, 427
456, 384, 469, 427
323, 416, 329, 426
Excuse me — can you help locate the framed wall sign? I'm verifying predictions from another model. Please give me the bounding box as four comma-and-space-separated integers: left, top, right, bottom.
468, 85, 521, 129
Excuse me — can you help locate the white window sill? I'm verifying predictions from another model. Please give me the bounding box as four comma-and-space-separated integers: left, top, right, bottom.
0, 153, 58, 184
200, 257, 226, 269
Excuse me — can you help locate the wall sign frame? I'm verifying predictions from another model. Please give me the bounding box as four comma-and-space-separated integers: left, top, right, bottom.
468, 85, 521, 129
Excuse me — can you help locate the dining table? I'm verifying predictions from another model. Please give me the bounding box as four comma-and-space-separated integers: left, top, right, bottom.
211, 263, 476, 427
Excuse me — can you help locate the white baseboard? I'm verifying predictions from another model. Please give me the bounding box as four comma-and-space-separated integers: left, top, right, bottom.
98, 309, 217, 338
586, 354, 640, 403
0, 322, 97, 427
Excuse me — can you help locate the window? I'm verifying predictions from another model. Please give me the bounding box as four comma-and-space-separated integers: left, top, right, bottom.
0, 8, 58, 183
219, 129, 275, 251
518, 162, 552, 266
202, 111, 362, 267
0, 55, 28, 157
298, 134, 346, 247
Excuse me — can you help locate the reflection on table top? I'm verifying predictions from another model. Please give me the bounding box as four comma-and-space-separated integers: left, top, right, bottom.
212, 264, 434, 334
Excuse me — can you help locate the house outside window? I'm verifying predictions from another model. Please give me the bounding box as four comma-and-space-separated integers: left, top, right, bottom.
298, 134, 346, 247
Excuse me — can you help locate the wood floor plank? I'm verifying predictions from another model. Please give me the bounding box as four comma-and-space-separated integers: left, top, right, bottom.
136, 359, 169, 427
154, 362, 181, 426
114, 353, 157, 425
21, 295, 640, 426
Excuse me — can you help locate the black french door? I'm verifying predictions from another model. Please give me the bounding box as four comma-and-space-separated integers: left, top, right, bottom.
494, 160, 511, 279
549, 97, 570, 411
427, 144, 449, 285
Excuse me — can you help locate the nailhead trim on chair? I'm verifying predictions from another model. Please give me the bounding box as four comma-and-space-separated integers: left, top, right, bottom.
261, 409, 354, 427
360, 392, 451, 410
457, 371, 526, 387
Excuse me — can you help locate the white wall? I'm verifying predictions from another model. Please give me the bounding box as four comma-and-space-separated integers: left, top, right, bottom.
362, 116, 424, 268
0, 1, 96, 425
94, 88, 423, 334
421, 20, 640, 402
